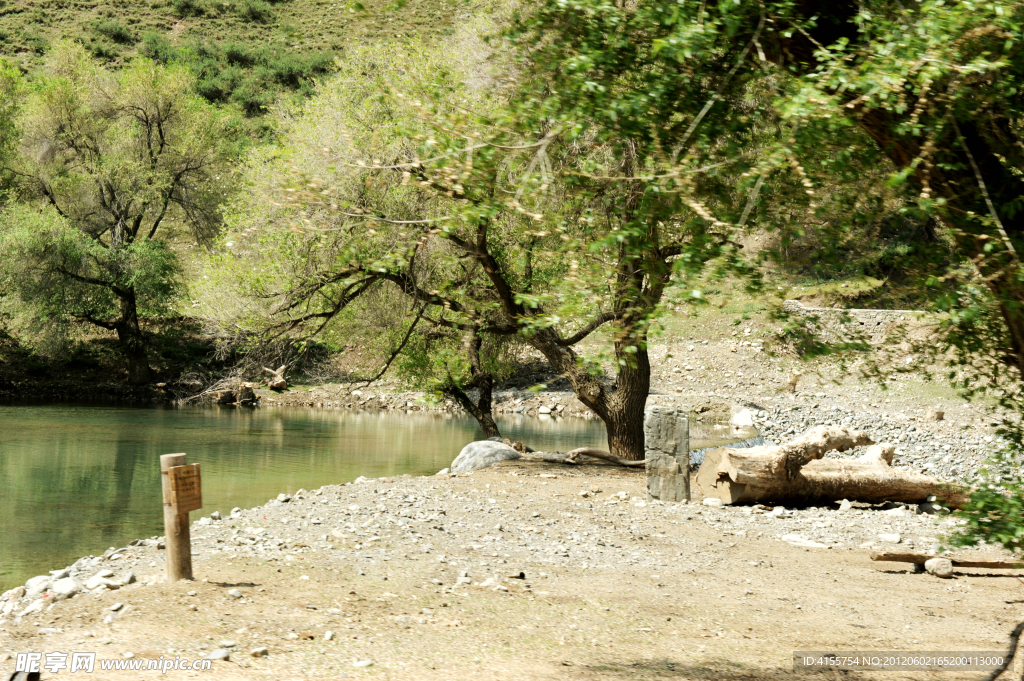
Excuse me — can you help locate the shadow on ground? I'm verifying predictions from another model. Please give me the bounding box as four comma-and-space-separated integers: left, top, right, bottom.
573, 658, 876, 680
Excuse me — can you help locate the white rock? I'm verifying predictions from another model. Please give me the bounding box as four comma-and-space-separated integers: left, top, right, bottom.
538, 406, 552, 414
353, 660, 373, 668
702, 498, 723, 507
85, 575, 121, 590
324, 630, 335, 641
227, 589, 243, 599
51, 578, 82, 601
210, 511, 221, 520
878, 533, 902, 544
18, 599, 45, 617
250, 647, 269, 658
25, 575, 51, 591
205, 649, 230, 661
782, 534, 828, 549
730, 409, 755, 428
435, 468, 450, 476
110, 603, 124, 612
838, 499, 852, 512
924, 557, 953, 578
219, 640, 237, 648
197, 517, 212, 526
450, 440, 521, 474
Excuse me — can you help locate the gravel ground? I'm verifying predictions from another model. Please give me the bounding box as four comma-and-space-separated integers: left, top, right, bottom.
1, 460, 1019, 681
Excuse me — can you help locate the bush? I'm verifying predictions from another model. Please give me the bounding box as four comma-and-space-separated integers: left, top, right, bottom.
238, 0, 275, 23
139, 32, 178, 64
171, 0, 206, 17
93, 19, 135, 44
949, 444, 1024, 555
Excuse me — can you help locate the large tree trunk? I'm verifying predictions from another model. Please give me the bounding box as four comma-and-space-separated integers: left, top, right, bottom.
114, 292, 152, 386
603, 340, 650, 461
445, 374, 501, 439
696, 426, 972, 508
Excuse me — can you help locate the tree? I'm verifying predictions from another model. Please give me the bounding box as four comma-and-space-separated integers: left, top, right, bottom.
1, 42, 238, 383
218, 35, 746, 459
509, 0, 1024, 383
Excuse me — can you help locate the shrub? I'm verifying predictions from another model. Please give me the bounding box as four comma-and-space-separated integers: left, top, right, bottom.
171, 0, 206, 17
139, 32, 178, 64
238, 0, 275, 23
93, 19, 135, 44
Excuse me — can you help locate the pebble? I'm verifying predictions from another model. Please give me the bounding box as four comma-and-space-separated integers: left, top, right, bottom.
703, 498, 723, 507
324, 630, 335, 641
205, 649, 231, 661
219, 640, 237, 648
110, 603, 123, 612
250, 647, 269, 658
227, 589, 243, 599
353, 660, 373, 668
878, 533, 902, 544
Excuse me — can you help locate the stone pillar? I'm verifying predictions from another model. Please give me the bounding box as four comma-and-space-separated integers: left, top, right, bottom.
645, 406, 690, 502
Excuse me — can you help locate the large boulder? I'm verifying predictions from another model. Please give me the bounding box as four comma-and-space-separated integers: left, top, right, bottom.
450, 440, 520, 474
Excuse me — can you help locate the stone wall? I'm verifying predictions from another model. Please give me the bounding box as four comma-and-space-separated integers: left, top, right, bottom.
782, 300, 924, 345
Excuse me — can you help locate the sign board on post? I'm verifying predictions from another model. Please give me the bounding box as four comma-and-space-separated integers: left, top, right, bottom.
160, 453, 198, 582
168, 463, 202, 513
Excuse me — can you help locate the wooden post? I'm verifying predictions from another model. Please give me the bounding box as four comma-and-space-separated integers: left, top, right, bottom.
160, 453, 202, 582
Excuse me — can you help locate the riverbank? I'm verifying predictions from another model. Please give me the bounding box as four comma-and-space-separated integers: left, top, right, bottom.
1, 458, 1020, 681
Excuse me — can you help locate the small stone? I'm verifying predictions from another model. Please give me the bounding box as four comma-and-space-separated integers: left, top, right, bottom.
110, 603, 124, 612
702, 498, 723, 507
51, 577, 82, 601
353, 660, 373, 668
250, 647, 269, 658
219, 640, 237, 648
837, 499, 852, 512
924, 557, 954, 578
277, 493, 291, 503
121, 652, 134, 659
538, 406, 552, 414
324, 630, 335, 641
435, 468, 450, 476
878, 533, 902, 544
210, 511, 221, 520
227, 589, 243, 599
286, 633, 300, 640
122, 572, 136, 584
18, 599, 46, 617
205, 649, 230, 661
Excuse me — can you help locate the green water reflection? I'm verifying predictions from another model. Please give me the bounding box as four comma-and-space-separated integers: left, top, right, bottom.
0, 403, 608, 591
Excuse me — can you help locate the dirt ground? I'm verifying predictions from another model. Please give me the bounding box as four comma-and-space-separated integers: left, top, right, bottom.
2, 460, 1020, 681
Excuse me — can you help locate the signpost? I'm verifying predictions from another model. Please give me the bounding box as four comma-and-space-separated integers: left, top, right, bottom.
160, 453, 201, 581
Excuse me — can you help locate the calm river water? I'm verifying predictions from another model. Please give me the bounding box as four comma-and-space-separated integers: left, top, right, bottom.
0, 403, 610, 591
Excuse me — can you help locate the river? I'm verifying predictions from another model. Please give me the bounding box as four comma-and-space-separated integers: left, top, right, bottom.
0, 403, 614, 591
0, 401, 757, 592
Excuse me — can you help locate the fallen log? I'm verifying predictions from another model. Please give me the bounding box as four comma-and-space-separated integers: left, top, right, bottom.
695, 425, 971, 508
871, 551, 1024, 570
531, 448, 646, 468
263, 365, 288, 391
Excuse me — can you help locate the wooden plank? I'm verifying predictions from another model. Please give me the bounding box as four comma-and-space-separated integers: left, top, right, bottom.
168, 463, 202, 513
871, 551, 1024, 569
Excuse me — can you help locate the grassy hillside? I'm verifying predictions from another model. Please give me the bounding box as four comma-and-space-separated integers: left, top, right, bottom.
0, 0, 461, 114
